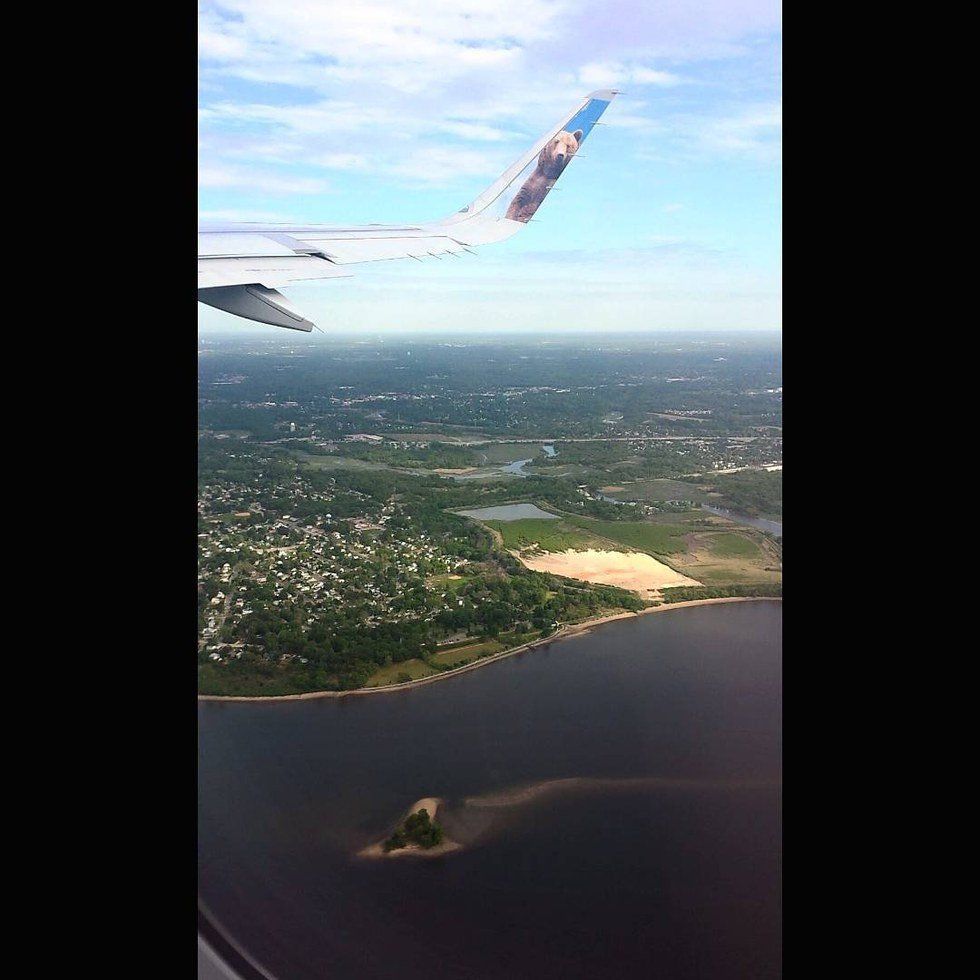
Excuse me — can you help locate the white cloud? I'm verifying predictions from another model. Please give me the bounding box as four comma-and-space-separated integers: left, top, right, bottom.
198, 28, 247, 62
563, 0, 780, 63
387, 146, 511, 183
698, 103, 782, 157
632, 67, 683, 86
198, 165, 331, 195
437, 121, 513, 142
311, 153, 371, 172
198, 0, 563, 92
630, 103, 782, 164
198, 208, 303, 223
579, 61, 683, 89
199, 0, 780, 197
200, 99, 517, 183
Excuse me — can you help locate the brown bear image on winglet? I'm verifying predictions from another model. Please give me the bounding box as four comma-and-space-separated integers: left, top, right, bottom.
505, 129, 583, 223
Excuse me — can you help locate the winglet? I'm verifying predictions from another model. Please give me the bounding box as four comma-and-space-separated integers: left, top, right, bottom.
436, 90, 619, 238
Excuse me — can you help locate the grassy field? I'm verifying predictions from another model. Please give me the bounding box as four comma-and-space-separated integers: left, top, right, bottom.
666, 525, 779, 586
514, 511, 773, 587
293, 451, 396, 473
431, 639, 504, 667
365, 635, 524, 686
475, 442, 552, 464
484, 511, 747, 562
703, 532, 761, 558
601, 479, 710, 503
672, 558, 779, 585
483, 518, 605, 552
470, 503, 781, 592
565, 516, 691, 556
365, 659, 440, 686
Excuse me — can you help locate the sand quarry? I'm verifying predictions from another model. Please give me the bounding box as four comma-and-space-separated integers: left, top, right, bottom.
515, 548, 700, 596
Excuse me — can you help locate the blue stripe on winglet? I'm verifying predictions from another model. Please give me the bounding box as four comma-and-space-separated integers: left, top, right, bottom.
567, 98, 612, 143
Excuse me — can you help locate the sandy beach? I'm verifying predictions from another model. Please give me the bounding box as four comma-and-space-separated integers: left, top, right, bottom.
514, 547, 701, 594
199, 596, 780, 703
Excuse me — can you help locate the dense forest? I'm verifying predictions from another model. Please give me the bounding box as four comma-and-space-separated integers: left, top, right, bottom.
199, 334, 782, 440
698, 469, 782, 518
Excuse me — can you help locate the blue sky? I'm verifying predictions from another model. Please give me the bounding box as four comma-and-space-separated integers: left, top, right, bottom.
199, 0, 781, 334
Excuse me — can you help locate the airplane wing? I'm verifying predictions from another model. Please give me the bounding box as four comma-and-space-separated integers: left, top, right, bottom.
198, 90, 618, 331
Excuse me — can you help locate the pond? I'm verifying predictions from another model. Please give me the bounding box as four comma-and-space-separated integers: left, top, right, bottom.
455, 503, 560, 521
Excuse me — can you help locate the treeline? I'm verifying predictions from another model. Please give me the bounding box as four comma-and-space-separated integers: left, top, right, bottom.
660, 583, 782, 603
384, 809, 443, 851
201, 617, 437, 694
697, 469, 782, 518
199, 339, 782, 440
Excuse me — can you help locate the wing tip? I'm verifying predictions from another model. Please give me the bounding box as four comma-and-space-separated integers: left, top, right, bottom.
584, 89, 620, 102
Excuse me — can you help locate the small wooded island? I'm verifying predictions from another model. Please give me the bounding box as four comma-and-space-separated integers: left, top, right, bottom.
384, 807, 443, 851
358, 798, 462, 859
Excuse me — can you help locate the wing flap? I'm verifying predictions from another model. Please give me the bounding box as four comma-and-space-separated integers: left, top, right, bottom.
198, 255, 353, 289
198, 285, 316, 332
305, 235, 473, 264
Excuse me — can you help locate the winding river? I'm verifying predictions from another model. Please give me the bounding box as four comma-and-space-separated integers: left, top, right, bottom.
701, 504, 782, 537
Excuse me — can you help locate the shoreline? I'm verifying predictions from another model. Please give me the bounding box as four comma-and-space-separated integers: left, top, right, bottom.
198, 596, 781, 703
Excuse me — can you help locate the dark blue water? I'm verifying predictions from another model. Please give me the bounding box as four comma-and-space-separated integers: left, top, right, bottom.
501, 457, 533, 476
199, 601, 782, 979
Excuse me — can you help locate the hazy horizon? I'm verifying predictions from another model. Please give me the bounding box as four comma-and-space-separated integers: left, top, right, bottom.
198, 326, 783, 341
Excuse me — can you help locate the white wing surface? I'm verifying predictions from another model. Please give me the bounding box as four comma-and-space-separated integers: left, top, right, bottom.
198, 90, 618, 330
